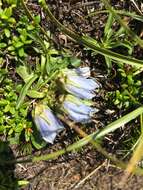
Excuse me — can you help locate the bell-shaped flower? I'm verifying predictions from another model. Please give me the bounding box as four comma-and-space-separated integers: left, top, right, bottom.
33, 104, 64, 144
61, 68, 100, 99
62, 95, 98, 123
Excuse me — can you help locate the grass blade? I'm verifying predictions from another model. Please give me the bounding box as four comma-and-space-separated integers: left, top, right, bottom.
95, 107, 143, 139
86, 10, 143, 22
16, 75, 38, 109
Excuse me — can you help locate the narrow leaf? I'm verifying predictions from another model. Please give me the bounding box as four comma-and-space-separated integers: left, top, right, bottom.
94, 107, 143, 139
16, 75, 38, 109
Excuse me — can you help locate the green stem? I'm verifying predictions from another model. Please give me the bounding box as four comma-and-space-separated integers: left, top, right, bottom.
86, 10, 143, 22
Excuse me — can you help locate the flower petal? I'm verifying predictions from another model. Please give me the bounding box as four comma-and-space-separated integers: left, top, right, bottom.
65, 109, 91, 123
44, 108, 64, 131
67, 75, 99, 91
63, 101, 93, 115
43, 132, 57, 144
34, 116, 57, 143
65, 84, 95, 99
62, 95, 98, 123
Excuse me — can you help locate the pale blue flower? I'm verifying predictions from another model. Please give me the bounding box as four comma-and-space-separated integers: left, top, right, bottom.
62, 68, 100, 99
62, 95, 98, 123
34, 105, 64, 143
65, 75, 99, 99
71, 67, 90, 78
65, 84, 95, 99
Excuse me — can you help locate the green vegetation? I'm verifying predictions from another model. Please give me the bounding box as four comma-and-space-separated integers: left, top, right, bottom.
1, 0, 143, 188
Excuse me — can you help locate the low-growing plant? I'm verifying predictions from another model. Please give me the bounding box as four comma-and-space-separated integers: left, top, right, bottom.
107, 64, 143, 109
1, 0, 143, 188
0, 0, 84, 152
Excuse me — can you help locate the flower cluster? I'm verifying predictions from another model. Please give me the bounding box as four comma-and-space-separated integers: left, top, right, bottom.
33, 67, 100, 143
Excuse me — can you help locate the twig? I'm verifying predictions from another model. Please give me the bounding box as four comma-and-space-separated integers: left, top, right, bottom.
131, 0, 143, 15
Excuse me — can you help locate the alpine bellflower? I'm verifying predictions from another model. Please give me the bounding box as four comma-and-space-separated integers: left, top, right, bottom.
34, 104, 64, 143
62, 95, 98, 123
62, 67, 99, 99
33, 67, 100, 143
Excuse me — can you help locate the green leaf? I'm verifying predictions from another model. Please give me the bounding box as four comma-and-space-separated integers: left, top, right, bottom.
0, 100, 9, 106
70, 57, 81, 67
31, 132, 46, 149
9, 107, 15, 114
18, 48, 25, 57
105, 56, 112, 72
4, 28, 10, 38
20, 34, 27, 43
4, 104, 11, 112
7, 17, 16, 23
8, 135, 20, 145
8, 128, 13, 135
27, 90, 45, 98
40, 55, 46, 75
25, 129, 31, 142
5, 0, 17, 5
104, 13, 114, 39
46, 54, 50, 74
27, 24, 35, 31
16, 65, 34, 83
4, 7, 12, 18
0, 43, 7, 48
15, 124, 23, 133
34, 15, 41, 24
18, 180, 29, 186
7, 45, 15, 51
16, 75, 38, 109
25, 40, 32, 44
14, 41, 23, 48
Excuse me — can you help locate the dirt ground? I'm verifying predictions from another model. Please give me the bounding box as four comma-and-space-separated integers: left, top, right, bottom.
10, 0, 143, 189
16, 147, 143, 190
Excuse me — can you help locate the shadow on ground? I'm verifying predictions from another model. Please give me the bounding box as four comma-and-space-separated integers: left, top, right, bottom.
0, 140, 18, 190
